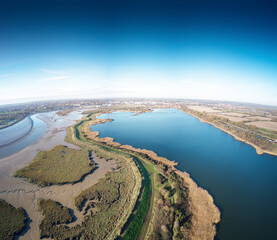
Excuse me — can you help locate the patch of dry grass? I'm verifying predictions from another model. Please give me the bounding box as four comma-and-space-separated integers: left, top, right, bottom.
246, 121, 277, 132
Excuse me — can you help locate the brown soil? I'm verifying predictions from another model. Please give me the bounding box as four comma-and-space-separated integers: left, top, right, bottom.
187, 105, 221, 113
246, 121, 277, 131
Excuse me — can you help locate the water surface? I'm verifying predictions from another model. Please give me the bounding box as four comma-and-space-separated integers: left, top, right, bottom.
91, 109, 277, 240
0, 116, 33, 147
0, 114, 47, 158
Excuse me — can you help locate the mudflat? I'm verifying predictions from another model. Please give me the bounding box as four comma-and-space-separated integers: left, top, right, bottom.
0, 110, 115, 239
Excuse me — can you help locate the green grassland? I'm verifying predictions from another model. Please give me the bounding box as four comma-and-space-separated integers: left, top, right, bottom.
0, 199, 27, 240
121, 155, 151, 240
14, 145, 96, 186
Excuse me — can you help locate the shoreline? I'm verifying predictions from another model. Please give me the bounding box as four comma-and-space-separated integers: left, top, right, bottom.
0, 115, 34, 149
180, 108, 277, 157
0, 114, 28, 130
87, 110, 221, 239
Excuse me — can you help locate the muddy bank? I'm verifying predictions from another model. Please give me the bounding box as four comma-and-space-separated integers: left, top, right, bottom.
0, 156, 115, 240
0, 115, 33, 148
0, 110, 116, 239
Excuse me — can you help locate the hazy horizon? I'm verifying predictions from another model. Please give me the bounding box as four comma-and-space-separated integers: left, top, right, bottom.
1, 0, 276, 105
1, 97, 277, 109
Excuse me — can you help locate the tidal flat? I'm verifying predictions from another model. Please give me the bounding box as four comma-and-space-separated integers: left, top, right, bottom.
0, 110, 116, 239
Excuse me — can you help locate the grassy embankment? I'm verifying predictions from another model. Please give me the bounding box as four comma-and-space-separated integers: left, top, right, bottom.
0, 199, 27, 240
14, 145, 96, 186
73, 113, 152, 240
73, 111, 192, 239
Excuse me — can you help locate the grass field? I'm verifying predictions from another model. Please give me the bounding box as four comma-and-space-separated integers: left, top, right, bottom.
14, 145, 96, 186
0, 199, 27, 240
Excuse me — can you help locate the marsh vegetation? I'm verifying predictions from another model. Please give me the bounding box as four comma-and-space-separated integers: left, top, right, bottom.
14, 145, 96, 186
0, 199, 27, 240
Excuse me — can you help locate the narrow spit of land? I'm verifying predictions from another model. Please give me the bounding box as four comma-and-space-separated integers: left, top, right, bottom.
73, 113, 153, 240
74, 109, 220, 239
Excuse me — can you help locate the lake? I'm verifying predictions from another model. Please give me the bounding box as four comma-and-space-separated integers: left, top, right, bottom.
91, 109, 277, 240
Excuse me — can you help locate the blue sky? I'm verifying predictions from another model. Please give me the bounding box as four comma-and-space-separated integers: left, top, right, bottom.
0, 0, 276, 105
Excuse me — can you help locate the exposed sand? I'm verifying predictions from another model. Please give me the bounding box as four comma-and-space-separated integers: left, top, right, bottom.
0, 110, 116, 239
187, 105, 221, 113
245, 121, 277, 131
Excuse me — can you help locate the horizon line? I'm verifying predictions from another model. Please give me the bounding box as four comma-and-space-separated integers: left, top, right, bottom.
0, 97, 276, 109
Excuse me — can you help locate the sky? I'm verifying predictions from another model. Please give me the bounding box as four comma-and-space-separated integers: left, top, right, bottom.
0, 0, 276, 105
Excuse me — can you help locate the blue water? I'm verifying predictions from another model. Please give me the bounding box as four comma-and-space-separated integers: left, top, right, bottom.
0, 116, 33, 147
91, 109, 277, 240
0, 114, 47, 158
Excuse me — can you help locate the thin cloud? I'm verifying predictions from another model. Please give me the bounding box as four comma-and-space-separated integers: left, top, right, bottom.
38, 75, 70, 82
40, 69, 66, 74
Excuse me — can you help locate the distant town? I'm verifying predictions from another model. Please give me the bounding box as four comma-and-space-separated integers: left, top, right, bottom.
1, 98, 277, 128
